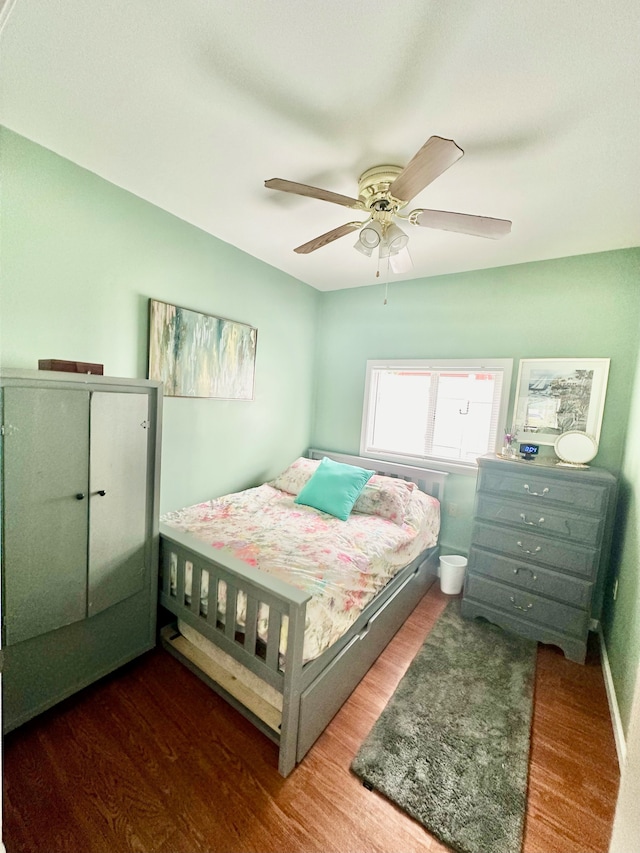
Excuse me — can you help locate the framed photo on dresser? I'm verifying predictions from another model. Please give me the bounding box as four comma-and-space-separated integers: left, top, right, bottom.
514, 357, 610, 445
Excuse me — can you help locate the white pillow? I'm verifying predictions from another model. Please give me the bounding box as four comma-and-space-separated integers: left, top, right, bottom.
269, 457, 319, 495
353, 475, 415, 525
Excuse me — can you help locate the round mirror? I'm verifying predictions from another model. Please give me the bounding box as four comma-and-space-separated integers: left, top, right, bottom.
554, 431, 598, 466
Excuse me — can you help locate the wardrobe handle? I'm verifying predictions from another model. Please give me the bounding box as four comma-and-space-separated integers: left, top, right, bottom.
97, 490, 107, 496
75, 493, 85, 500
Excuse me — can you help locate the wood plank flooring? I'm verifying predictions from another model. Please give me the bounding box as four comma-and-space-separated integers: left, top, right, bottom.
4, 586, 620, 853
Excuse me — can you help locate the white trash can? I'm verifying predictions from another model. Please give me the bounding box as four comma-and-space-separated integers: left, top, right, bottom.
439, 555, 467, 595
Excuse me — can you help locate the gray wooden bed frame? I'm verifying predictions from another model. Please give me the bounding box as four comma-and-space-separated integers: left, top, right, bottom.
159, 450, 447, 776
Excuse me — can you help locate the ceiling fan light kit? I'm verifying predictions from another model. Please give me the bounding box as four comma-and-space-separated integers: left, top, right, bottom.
353, 239, 373, 258
359, 220, 384, 249
384, 222, 409, 253
265, 135, 512, 274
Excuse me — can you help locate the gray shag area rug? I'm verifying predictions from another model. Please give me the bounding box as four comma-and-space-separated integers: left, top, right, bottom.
351, 599, 537, 853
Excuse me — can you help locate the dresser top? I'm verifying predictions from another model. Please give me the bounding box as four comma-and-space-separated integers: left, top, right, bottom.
478, 453, 616, 485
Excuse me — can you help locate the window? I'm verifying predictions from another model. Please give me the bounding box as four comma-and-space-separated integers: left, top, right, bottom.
360, 359, 513, 473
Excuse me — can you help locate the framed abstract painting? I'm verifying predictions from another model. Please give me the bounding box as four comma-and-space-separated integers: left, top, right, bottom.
148, 299, 257, 400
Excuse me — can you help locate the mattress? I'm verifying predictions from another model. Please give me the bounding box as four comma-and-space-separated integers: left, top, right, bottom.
162, 482, 440, 664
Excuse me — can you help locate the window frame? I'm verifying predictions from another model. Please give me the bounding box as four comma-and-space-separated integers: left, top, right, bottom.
359, 358, 513, 475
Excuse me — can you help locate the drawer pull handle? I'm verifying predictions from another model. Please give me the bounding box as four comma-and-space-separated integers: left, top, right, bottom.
520, 513, 544, 527
517, 541, 541, 555
513, 567, 538, 581
510, 596, 533, 612
523, 484, 549, 496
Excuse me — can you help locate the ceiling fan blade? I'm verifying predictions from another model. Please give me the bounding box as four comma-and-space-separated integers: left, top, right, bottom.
265, 178, 362, 209
294, 222, 362, 254
389, 136, 464, 202
410, 208, 512, 239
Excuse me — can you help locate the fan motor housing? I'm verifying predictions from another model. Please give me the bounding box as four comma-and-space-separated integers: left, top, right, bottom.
357, 165, 408, 211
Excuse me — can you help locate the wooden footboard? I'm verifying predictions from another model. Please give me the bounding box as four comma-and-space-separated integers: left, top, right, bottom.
159, 525, 310, 776
160, 527, 440, 776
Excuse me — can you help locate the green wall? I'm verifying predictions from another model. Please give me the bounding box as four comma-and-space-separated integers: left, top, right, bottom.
604, 319, 640, 732
0, 128, 318, 511
312, 250, 640, 548
312, 248, 640, 735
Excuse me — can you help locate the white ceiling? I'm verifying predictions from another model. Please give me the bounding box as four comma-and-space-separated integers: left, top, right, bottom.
1, 0, 639, 291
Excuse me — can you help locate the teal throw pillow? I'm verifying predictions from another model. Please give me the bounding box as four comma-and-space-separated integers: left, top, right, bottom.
294, 456, 374, 521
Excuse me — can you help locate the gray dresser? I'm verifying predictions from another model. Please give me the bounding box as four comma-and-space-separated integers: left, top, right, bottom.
461, 454, 617, 663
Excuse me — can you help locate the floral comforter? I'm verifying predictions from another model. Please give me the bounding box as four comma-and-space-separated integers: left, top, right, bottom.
161, 484, 440, 663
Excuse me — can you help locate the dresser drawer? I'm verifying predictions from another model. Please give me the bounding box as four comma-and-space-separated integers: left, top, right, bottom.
465, 574, 590, 638
478, 468, 608, 515
475, 494, 604, 547
471, 522, 599, 579
468, 547, 593, 609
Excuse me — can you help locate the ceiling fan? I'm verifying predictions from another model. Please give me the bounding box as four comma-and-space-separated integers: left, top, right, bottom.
265, 135, 512, 273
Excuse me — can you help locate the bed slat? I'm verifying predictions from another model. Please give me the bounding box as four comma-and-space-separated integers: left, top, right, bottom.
265, 608, 282, 672
190, 563, 202, 617
244, 596, 258, 655
176, 557, 186, 606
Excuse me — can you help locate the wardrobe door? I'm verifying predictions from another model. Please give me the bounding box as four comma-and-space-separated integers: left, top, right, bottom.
87, 391, 150, 616
3, 387, 89, 644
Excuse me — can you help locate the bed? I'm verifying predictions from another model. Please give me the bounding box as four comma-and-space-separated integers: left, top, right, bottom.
158, 449, 447, 776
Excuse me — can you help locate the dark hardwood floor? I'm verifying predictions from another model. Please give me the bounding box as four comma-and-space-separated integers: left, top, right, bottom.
4, 586, 620, 853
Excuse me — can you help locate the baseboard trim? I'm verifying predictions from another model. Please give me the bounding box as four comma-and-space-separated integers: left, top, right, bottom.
598, 625, 626, 770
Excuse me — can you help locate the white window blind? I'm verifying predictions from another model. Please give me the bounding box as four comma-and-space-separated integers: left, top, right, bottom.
361, 359, 513, 470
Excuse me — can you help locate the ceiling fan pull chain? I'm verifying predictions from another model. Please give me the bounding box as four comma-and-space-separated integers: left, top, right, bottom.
382, 255, 392, 304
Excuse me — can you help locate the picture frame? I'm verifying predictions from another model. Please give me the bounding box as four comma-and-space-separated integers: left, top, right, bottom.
148, 299, 257, 400
513, 358, 610, 445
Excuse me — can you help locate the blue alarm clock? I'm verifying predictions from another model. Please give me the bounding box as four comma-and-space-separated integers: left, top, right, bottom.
519, 442, 539, 460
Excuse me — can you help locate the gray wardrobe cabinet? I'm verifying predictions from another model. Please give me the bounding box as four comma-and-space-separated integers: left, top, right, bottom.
0, 370, 162, 731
